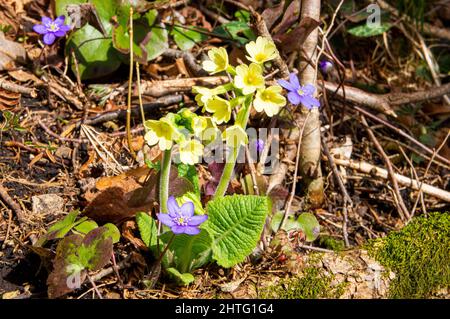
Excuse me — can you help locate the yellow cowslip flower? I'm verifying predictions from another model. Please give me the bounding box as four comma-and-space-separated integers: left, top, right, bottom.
144, 116, 181, 151
179, 139, 204, 165
253, 85, 286, 117
204, 96, 232, 124
234, 63, 265, 95
222, 125, 248, 148
202, 47, 229, 74
192, 86, 216, 107
193, 116, 220, 144
245, 36, 279, 64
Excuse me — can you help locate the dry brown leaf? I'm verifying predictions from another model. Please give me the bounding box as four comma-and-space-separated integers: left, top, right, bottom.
0, 88, 20, 110
0, 31, 26, 71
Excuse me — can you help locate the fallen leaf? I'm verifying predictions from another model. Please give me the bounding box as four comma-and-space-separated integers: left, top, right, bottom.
261, 0, 285, 30
274, 17, 321, 54
0, 31, 26, 71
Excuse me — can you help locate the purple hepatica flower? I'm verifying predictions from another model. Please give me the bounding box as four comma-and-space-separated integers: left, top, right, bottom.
255, 139, 264, 153
277, 73, 320, 110
157, 196, 208, 235
319, 60, 333, 74
33, 16, 71, 45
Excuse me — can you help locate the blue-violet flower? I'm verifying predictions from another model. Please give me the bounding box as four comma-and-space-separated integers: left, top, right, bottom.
277, 73, 320, 109
33, 16, 71, 45
157, 196, 207, 235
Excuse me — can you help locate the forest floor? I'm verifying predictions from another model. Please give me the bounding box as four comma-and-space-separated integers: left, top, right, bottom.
0, 0, 449, 299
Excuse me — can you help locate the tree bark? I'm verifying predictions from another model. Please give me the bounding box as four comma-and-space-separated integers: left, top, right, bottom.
298, 0, 323, 206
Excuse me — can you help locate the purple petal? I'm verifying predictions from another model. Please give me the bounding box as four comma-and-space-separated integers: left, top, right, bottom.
43, 33, 56, 45
183, 226, 201, 235
289, 73, 300, 90
287, 91, 301, 105
300, 95, 320, 109
171, 225, 187, 234
157, 213, 175, 227
180, 202, 194, 218
54, 15, 65, 26
54, 30, 66, 37
33, 24, 47, 34
41, 16, 52, 26
167, 196, 180, 217
59, 25, 72, 32
277, 79, 296, 92
302, 84, 316, 96
188, 215, 208, 226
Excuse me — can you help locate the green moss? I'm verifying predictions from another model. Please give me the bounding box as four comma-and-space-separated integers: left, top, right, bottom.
318, 236, 345, 252
260, 267, 346, 299
367, 212, 450, 298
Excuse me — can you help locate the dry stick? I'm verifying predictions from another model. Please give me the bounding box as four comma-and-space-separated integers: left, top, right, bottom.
0, 183, 26, 224
297, 0, 323, 206
321, 138, 351, 247
162, 49, 208, 77
280, 113, 310, 231
38, 119, 87, 143
140, 76, 228, 97
398, 146, 427, 217
361, 115, 410, 221
126, 5, 136, 159
409, 130, 450, 219
333, 157, 450, 203
354, 105, 450, 167
0, 79, 37, 97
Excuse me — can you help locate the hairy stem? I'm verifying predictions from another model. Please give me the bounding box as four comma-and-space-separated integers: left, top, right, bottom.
159, 149, 172, 213
126, 6, 136, 158
214, 99, 251, 198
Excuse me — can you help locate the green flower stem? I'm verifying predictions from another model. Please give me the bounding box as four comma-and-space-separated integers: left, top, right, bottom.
159, 148, 172, 213
155, 233, 175, 266
214, 98, 251, 198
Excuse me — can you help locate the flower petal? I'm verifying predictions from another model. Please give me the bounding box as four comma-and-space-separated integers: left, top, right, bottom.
59, 24, 71, 32
54, 15, 65, 26
287, 91, 301, 105
43, 33, 56, 45
300, 95, 320, 109
302, 84, 316, 96
277, 79, 296, 92
183, 226, 201, 235
167, 196, 180, 217
188, 215, 208, 226
54, 30, 66, 37
157, 213, 175, 227
171, 225, 187, 234
41, 16, 52, 26
33, 24, 47, 34
289, 73, 300, 89
180, 201, 195, 218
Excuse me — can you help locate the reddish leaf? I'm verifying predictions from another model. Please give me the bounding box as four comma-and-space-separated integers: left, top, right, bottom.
272, 0, 301, 36
274, 17, 320, 53
261, 0, 285, 30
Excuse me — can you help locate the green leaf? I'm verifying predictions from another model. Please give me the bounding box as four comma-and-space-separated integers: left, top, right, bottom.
160, 230, 212, 273
78, 226, 113, 271
204, 195, 270, 267
73, 220, 98, 235
136, 212, 158, 248
166, 267, 195, 286
213, 21, 255, 45
142, 10, 168, 61
177, 164, 200, 196
38, 210, 83, 246
66, 24, 122, 79
270, 211, 302, 232
171, 26, 207, 51
297, 213, 320, 242
103, 223, 121, 244
347, 22, 392, 37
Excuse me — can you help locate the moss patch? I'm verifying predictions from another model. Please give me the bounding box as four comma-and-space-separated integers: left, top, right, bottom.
367, 212, 450, 298
260, 267, 346, 299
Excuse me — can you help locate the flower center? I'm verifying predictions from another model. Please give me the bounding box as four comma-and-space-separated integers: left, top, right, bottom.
255, 53, 266, 62
47, 22, 59, 32
297, 89, 304, 96
174, 215, 190, 226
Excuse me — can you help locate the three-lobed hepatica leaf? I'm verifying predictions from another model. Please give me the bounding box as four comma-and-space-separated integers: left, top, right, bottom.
347, 22, 392, 37
271, 211, 320, 242
170, 25, 207, 51
47, 225, 119, 298
204, 195, 271, 268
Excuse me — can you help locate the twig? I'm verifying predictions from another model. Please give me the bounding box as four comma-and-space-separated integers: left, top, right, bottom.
280, 112, 311, 231
38, 119, 87, 143
333, 157, 450, 202
86, 273, 103, 299
354, 106, 450, 166
81, 95, 183, 126
140, 76, 228, 97
197, 4, 230, 24
0, 183, 26, 224
0, 79, 37, 97
162, 49, 208, 77
361, 115, 410, 221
